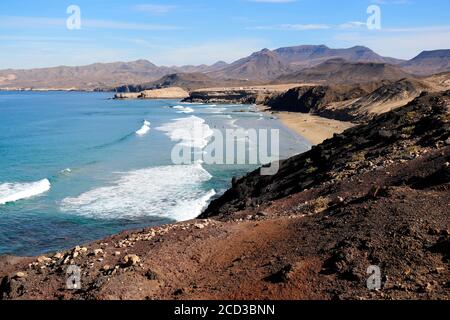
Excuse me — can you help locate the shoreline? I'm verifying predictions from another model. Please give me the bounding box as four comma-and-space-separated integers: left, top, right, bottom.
256, 105, 355, 146
276, 112, 355, 145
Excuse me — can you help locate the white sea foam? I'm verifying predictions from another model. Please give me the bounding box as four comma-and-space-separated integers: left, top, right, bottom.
156, 116, 214, 149
206, 106, 227, 114
229, 119, 239, 128
136, 120, 151, 135
0, 179, 51, 205
60, 164, 215, 221
173, 105, 194, 114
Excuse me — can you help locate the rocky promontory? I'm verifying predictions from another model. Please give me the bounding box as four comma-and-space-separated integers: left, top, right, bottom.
114, 87, 189, 100
181, 84, 304, 104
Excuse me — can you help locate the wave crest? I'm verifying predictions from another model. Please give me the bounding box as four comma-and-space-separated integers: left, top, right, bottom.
0, 179, 51, 205
156, 116, 213, 149
60, 164, 215, 221
172, 105, 194, 114
136, 120, 151, 136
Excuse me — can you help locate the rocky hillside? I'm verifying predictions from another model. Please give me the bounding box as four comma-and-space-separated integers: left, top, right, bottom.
274, 45, 403, 67
0, 60, 172, 91
276, 58, 412, 85
208, 49, 294, 81
0, 46, 447, 90
265, 74, 450, 122
263, 82, 381, 114
202, 90, 450, 217
402, 50, 450, 76
182, 84, 302, 104
1, 91, 448, 300
113, 73, 252, 93
0, 60, 229, 91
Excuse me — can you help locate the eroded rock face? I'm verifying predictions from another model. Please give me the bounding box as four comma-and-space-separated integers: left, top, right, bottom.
182, 89, 259, 104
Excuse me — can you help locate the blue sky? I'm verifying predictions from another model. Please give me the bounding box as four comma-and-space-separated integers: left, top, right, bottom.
0, 0, 449, 69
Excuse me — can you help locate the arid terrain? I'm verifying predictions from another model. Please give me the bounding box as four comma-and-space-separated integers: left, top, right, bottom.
276, 113, 354, 145
1, 90, 449, 300
0, 45, 449, 91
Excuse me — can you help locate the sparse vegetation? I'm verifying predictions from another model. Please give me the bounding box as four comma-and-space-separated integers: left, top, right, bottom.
401, 126, 416, 135
306, 166, 318, 174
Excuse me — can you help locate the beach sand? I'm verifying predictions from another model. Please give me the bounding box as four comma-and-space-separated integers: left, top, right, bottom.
276, 112, 355, 145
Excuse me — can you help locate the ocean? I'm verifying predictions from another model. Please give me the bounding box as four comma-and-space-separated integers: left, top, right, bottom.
0, 91, 310, 256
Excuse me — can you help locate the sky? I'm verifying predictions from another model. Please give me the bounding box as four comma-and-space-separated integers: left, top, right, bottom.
0, 0, 449, 69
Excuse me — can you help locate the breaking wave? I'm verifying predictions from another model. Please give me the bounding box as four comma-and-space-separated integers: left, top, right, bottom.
136, 120, 151, 135
0, 179, 51, 205
60, 164, 215, 221
156, 116, 214, 149
172, 105, 194, 114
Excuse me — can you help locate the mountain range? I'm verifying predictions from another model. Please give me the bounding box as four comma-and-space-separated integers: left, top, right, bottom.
0, 45, 449, 90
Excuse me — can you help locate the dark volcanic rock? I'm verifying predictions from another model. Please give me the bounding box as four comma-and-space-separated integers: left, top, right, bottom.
183, 89, 259, 104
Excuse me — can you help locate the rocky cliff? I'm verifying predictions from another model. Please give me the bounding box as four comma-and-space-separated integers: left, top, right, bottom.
201, 90, 450, 217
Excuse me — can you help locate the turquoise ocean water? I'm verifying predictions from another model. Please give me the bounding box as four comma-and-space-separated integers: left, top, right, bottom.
0, 91, 309, 256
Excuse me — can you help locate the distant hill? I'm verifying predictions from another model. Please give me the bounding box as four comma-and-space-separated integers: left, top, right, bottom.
207, 45, 404, 82
0, 60, 230, 91
114, 73, 253, 92
401, 50, 450, 75
208, 48, 294, 81
274, 45, 404, 67
0, 60, 175, 90
276, 58, 412, 84
0, 45, 448, 90
170, 61, 230, 74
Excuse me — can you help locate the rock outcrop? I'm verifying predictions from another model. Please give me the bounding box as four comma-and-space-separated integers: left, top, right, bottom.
114, 87, 189, 100
265, 75, 450, 123
201, 90, 450, 217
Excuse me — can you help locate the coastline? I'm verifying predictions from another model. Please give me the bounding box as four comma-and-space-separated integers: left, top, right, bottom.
256, 104, 355, 146
1, 90, 449, 300
276, 112, 355, 145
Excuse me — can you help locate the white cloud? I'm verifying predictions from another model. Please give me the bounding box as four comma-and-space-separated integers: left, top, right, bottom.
134, 4, 177, 15
249, 24, 331, 31
339, 21, 367, 30
0, 40, 132, 69
83, 19, 181, 30
146, 38, 270, 65
333, 27, 450, 59
371, 0, 411, 4
248, 0, 296, 3
0, 15, 181, 31
0, 16, 65, 28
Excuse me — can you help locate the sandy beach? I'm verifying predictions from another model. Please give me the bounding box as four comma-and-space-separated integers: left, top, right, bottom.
276, 112, 355, 145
